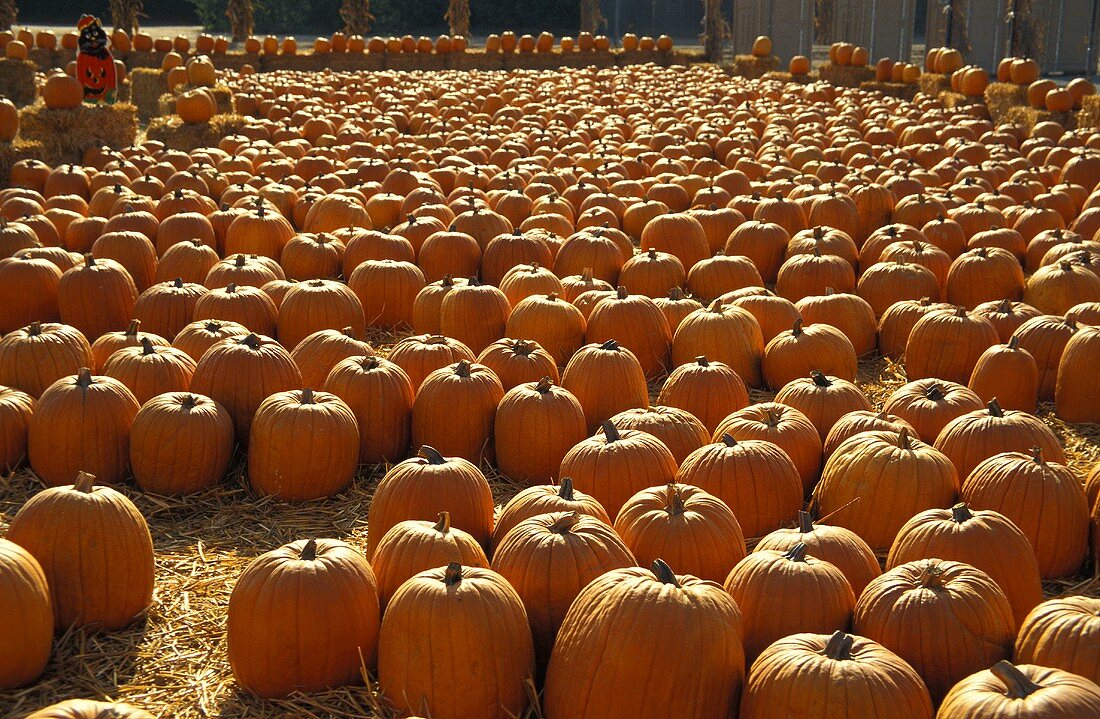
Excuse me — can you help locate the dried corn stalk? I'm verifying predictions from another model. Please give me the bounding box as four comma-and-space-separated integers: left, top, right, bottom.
701, 0, 730, 62
445, 0, 470, 38
110, 0, 143, 35
1006, 0, 1044, 60
580, 0, 606, 34
943, 0, 972, 56
815, 0, 835, 43
0, 0, 16, 32
341, 0, 375, 36
226, 0, 253, 42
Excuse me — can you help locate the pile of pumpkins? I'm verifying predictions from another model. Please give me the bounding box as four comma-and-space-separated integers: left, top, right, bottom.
0, 61, 1100, 717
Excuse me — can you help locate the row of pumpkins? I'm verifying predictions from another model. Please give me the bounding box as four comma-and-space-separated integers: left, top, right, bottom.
0, 62, 1099, 717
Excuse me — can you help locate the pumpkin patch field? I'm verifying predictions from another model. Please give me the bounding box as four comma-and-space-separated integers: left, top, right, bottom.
3, 40, 1100, 719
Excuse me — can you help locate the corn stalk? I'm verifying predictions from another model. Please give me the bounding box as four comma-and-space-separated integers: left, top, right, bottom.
700, 0, 729, 62
226, 0, 253, 42
0, 0, 16, 32
1006, 0, 1044, 59
445, 0, 470, 37
341, 0, 375, 36
110, 0, 143, 35
580, 0, 606, 34
943, 0, 972, 56
815, 0, 835, 43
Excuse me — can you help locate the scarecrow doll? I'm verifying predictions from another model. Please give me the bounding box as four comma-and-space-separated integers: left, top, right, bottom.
76, 15, 117, 104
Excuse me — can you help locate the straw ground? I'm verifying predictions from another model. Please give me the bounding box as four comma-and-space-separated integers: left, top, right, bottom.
0, 346, 1097, 718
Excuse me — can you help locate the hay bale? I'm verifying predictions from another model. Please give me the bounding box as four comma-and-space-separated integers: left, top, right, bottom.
1077, 95, 1100, 129
209, 53, 257, 72
817, 63, 874, 87
984, 82, 1030, 124
859, 81, 919, 100
131, 68, 167, 120
617, 49, 661, 66
504, 52, 562, 70
733, 54, 779, 79
763, 71, 815, 85
327, 53, 385, 71
159, 85, 234, 117
0, 58, 37, 106
386, 53, 448, 72
259, 53, 328, 72
146, 114, 249, 152
448, 51, 504, 71
28, 48, 63, 71
918, 73, 952, 97
0, 138, 47, 183
1006, 105, 1076, 131
17, 103, 137, 164
123, 51, 165, 69
941, 91, 989, 118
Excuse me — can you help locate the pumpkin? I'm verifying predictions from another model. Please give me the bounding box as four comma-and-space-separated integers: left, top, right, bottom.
504, 293, 586, 366
247, 388, 359, 501
0, 322, 93, 398
934, 399, 1065, 479
0, 538, 52, 689
189, 332, 302, 441
24, 700, 155, 719
366, 446, 494, 557
543, 560, 745, 719
888, 503, 1042, 627
724, 544, 855, 662
813, 429, 958, 551
7, 471, 154, 630
412, 360, 503, 464
960, 448, 1088, 578
938, 661, 1100, 719
677, 434, 802, 539
477, 337, 559, 391
386, 333, 475, 391
774, 371, 871, 440
171, 319, 248, 362
379, 563, 535, 719
966, 336, 1038, 412
289, 326, 373, 390
905, 306, 999, 384
155, 240, 220, 285
494, 377, 587, 486
853, 559, 1016, 700
132, 279, 208, 341
321, 354, 412, 465
656, 355, 748, 433
492, 477, 610, 550
974, 299, 1043, 342
372, 512, 488, 609
101, 337, 195, 404
639, 212, 710, 270
756, 510, 881, 596
492, 511, 635, 674
276, 279, 366, 351
0, 257, 62, 333
946, 247, 1025, 308
1014, 313, 1079, 401
58, 255, 138, 341
129, 391, 233, 495
42, 73, 83, 109
1055, 325, 1100, 423
584, 286, 672, 379
762, 318, 858, 389
561, 339, 649, 432
1015, 596, 1100, 686
619, 249, 685, 299
89, 320, 169, 373
438, 279, 510, 354
724, 221, 790, 284
671, 302, 764, 388
615, 482, 745, 583
740, 631, 933, 719
560, 421, 678, 519
882, 378, 983, 444
713, 402, 822, 494
193, 282, 278, 336
821, 410, 916, 460
228, 539, 381, 698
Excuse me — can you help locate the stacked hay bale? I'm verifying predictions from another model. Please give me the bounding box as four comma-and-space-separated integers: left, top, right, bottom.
146, 114, 248, 151
130, 68, 168, 120
817, 42, 873, 87
0, 58, 36, 106
984, 56, 1039, 124
732, 36, 778, 79
18, 98, 137, 166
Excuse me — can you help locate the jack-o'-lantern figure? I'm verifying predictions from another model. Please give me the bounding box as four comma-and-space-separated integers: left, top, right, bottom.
76, 15, 117, 104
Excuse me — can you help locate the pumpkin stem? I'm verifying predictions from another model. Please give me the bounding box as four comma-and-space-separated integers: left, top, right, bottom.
796, 509, 815, 533
581, 267, 594, 282
918, 562, 945, 589
550, 511, 580, 533
454, 360, 472, 377
666, 485, 686, 516
434, 511, 451, 533
601, 421, 621, 443
599, 339, 620, 351
84, 253, 96, 267
990, 661, 1043, 699
76, 367, 93, 388
926, 383, 946, 401
533, 376, 555, 393
444, 561, 463, 586
234, 254, 246, 268
240, 333, 260, 350
140, 337, 156, 355
951, 503, 973, 523
695, 355, 709, 366
419, 446, 447, 464
792, 317, 804, 336
511, 339, 532, 356
180, 394, 198, 411
988, 398, 1004, 417
823, 631, 855, 660
73, 471, 96, 493
647, 248, 658, 259
668, 287, 683, 300
27, 321, 42, 336
720, 433, 738, 448
616, 286, 628, 299
557, 477, 575, 500
300, 388, 315, 404
226, 282, 238, 293
172, 277, 184, 288
1030, 446, 1044, 464
810, 370, 831, 387
897, 427, 912, 450
125, 319, 140, 336
784, 543, 809, 562
651, 559, 680, 587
